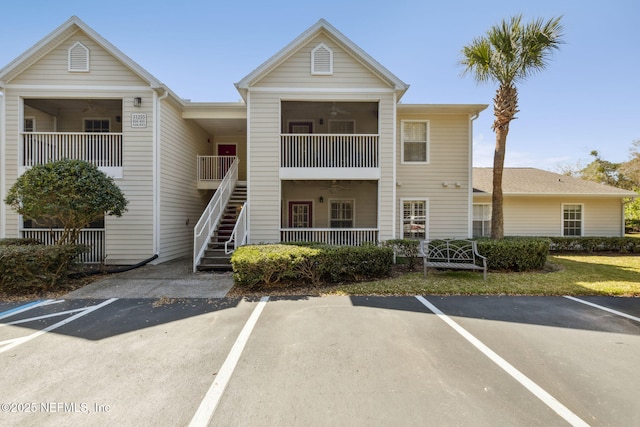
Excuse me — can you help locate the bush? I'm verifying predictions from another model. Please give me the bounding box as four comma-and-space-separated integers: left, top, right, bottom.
475, 237, 550, 272
382, 239, 420, 270
0, 238, 42, 246
548, 236, 640, 253
0, 244, 86, 292
231, 244, 393, 288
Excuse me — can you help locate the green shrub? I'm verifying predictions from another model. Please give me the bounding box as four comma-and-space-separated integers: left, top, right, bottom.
476, 237, 550, 271
382, 239, 420, 270
0, 244, 86, 291
548, 236, 640, 253
231, 244, 393, 288
0, 238, 42, 246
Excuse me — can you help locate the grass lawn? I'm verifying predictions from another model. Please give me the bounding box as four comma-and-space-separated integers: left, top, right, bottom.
323, 255, 640, 297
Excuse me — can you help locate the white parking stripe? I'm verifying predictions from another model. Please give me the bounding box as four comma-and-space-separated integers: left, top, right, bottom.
563, 296, 640, 323
4, 308, 88, 326
0, 299, 53, 321
0, 298, 118, 354
416, 296, 590, 427
189, 296, 270, 427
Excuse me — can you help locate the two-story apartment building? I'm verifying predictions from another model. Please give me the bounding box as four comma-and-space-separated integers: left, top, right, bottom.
0, 16, 486, 270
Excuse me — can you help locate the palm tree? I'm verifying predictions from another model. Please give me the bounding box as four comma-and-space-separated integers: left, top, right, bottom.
461, 15, 564, 239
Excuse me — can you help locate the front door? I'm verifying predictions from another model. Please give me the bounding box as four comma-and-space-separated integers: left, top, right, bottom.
217, 144, 236, 178
289, 202, 313, 228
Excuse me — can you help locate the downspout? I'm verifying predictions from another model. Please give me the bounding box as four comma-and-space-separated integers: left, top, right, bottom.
468, 112, 480, 238
153, 87, 169, 260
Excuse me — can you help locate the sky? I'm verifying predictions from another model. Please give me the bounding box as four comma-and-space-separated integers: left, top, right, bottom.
0, 0, 638, 171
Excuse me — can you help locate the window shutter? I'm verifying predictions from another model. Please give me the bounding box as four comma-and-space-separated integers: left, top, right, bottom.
68, 42, 89, 72
311, 43, 333, 75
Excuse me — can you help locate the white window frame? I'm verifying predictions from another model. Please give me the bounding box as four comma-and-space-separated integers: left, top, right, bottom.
328, 120, 356, 134
83, 117, 111, 133
472, 204, 492, 238
401, 198, 429, 240
329, 199, 354, 228
68, 41, 90, 72
24, 117, 36, 132
401, 120, 430, 164
311, 43, 333, 75
562, 203, 584, 237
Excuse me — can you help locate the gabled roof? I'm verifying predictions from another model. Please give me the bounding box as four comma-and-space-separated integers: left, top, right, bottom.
0, 15, 164, 91
234, 19, 410, 101
473, 168, 638, 198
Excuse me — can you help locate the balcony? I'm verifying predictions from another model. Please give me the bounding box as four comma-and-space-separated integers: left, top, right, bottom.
21, 132, 123, 178
197, 155, 236, 189
280, 134, 380, 179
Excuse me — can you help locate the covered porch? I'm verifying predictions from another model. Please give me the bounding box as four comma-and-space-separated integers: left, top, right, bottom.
280, 180, 379, 245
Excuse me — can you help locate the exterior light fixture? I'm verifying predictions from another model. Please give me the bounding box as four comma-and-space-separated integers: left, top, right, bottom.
133, 97, 142, 107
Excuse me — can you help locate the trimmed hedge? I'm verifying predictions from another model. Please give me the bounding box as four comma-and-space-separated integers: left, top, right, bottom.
548, 236, 640, 253
0, 241, 86, 291
231, 244, 393, 288
475, 237, 550, 271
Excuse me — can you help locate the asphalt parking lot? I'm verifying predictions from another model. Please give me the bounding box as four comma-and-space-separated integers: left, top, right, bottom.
1, 295, 638, 426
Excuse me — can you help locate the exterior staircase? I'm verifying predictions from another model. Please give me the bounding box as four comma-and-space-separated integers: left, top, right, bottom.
196, 183, 247, 271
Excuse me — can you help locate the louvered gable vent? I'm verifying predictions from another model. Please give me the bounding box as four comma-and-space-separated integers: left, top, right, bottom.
68, 42, 89, 72
311, 43, 333, 75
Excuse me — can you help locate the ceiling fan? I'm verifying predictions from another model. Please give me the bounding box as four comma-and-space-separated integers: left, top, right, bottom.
329, 103, 350, 116
320, 180, 352, 192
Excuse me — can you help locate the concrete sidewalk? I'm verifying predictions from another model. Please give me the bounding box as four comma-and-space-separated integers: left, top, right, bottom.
64, 257, 234, 299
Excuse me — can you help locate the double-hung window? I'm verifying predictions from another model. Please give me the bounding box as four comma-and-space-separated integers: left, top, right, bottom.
401, 120, 429, 163
473, 204, 491, 237
402, 200, 427, 239
330, 200, 354, 228
563, 204, 583, 236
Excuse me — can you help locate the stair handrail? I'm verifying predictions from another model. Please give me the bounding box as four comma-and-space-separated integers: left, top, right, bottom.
193, 158, 239, 272
225, 202, 248, 255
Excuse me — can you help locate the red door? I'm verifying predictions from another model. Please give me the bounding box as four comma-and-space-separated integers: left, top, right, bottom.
217, 144, 236, 178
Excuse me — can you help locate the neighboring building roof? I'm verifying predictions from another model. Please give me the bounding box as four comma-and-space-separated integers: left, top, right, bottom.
473, 167, 638, 197
234, 19, 410, 101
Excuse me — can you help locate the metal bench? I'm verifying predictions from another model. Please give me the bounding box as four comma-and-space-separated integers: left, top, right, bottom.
419, 239, 487, 280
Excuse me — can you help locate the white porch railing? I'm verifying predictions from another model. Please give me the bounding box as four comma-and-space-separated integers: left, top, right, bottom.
22, 132, 123, 167
225, 202, 248, 255
197, 155, 236, 181
281, 134, 379, 168
193, 158, 239, 271
280, 228, 379, 246
21, 229, 105, 264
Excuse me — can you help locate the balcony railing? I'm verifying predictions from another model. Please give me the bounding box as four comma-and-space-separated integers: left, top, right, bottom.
197, 156, 236, 189
281, 134, 379, 168
21, 132, 123, 177
21, 229, 105, 264
280, 228, 379, 246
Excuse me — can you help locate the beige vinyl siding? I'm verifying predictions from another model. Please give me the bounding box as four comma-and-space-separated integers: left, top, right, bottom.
24, 105, 55, 131
258, 35, 391, 89
2, 91, 21, 238
159, 100, 210, 262
247, 91, 281, 243
104, 92, 155, 264
12, 31, 148, 87
396, 113, 471, 239
473, 195, 625, 237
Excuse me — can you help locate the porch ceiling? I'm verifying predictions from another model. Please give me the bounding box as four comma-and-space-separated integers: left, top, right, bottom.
182, 102, 247, 137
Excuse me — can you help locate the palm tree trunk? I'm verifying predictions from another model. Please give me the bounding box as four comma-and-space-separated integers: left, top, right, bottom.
491, 128, 508, 239
491, 84, 519, 240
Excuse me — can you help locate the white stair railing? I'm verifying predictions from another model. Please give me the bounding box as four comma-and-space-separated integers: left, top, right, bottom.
193, 158, 239, 271
225, 202, 248, 255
